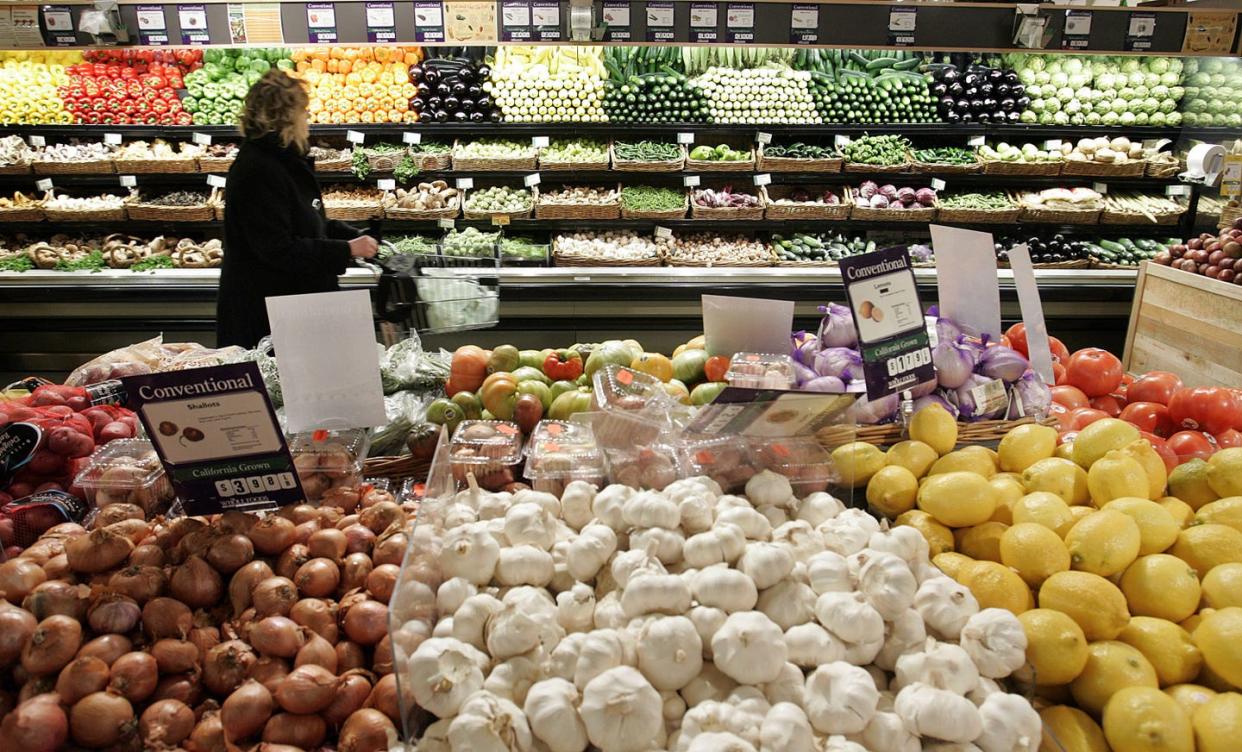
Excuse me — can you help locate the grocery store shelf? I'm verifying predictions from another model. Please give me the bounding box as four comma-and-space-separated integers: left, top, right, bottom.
0, 266, 380, 289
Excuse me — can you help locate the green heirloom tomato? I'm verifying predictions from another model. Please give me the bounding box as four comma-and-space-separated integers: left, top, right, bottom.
691, 382, 728, 406
510, 366, 550, 385
548, 387, 594, 420
426, 398, 464, 432
450, 391, 483, 420
549, 380, 578, 404
585, 340, 634, 378
517, 380, 553, 411
519, 349, 546, 370
487, 344, 521, 374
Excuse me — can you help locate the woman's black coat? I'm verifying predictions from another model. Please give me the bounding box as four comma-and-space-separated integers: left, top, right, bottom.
216, 134, 359, 349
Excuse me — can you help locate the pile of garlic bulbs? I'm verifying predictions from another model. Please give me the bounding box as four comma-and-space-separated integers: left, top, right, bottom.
391, 470, 1042, 752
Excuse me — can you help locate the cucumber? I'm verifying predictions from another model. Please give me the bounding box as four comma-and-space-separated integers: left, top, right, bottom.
893, 57, 922, 71
1098, 239, 1126, 254
866, 57, 900, 71
849, 51, 871, 68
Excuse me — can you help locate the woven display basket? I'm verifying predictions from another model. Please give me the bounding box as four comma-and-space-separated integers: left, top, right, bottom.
1061, 159, 1146, 178
935, 204, 1021, 224
621, 194, 688, 220
539, 152, 610, 171
665, 254, 774, 268
1032, 259, 1093, 269
453, 140, 537, 171
366, 151, 406, 172
126, 203, 216, 222
213, 204, 226, 221
462, 186, 536, 221
686, 147, 755, 172
1220, 204, 1242, 229
690, 193, 765, 220
554, 252, 663, 267
314, 156, 352, 172
775, 258, 836, 267
410, 152, 452, 171
43, 206, 127, 222
756, 144, 842, 174
844, 160, 909, 173
536, 186, 621, 220
981, 160, 1062, 176
1019, 205, 1101, 224
324, 202, 385, 221
610, 143, 685, 172
0, 162, 32, 175
198, 156, 235, 173
385, 196, 460, 221
112, 157, 198, 174
0, 206, 43, 221
1146, 159, 1183, 179
909, 159, 980, 175
1091, 260, 1142, 270
34, 159, 114, 175
817, 415, 1059, 449
761, 184, 850, 221
1100, 208, 1183, 225
848, 188, 935, 222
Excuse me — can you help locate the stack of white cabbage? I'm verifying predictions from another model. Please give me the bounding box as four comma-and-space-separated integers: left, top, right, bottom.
392, 472, 1041, 752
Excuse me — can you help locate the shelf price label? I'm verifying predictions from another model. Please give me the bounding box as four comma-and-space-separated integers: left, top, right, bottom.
192, 132, 213, 146
930, 178, 946, 191
119, 175, 137, 188
524, 173, 541, 187
1062, 10, 1092, 49
725, 3, 754, 43
683, 176, 700, 188
207, 175, 227, 188
888, 6, 917, 46
27, 135, 45, 148
455, 178, 474, 190
654, 226, 673, 239
1126, 12, 1156, 51
1093, 182, 1109, 194
35, 178, 53, 192
532, 136, 550, 149
104, 133, 123, 146
790, 4, 819, 44
753, 173, 771, 187
377, 179, 396, 191
601, 0, 632, 41
346, 130, 366, 145
491, 215, 511, 226
755, 132, 772, 145
1043, 139, 1063, 151
438, 218, 455, 229
403, 132, 422, 145
645, 1, 675, 42
835, 135, 852, 148
968, 135, 986, 147
1166, 184, 1191, 198
677, 132, 696, 145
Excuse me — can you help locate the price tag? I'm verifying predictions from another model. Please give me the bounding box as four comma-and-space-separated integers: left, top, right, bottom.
968, 135, 986, 146
753, 173, 771, 187
532, 136, 550, 148
119, 175, 137, 188
1166, 184, 1191, 197
654, 226, 673, 239
970, 378, 1009, 417
835, 135, 852, 148
192, 132, 213, 146
677, 132, 695, 145
572, 276, 591, 282
756, 132, 772, 145
207, 174, 227, 188
1093, 182, 1108, 194
346, 130, 365, 144
491, 215, 511, 226
438, 218, 455, 229
888, 6, 916, 45
789, 3, 818, 43
456, 178, 474, 190
35, 178, 53, 192
524, 173, 541, 187
403, 132, 422, 145
104, 133, 123, 146
931, 178, 946, 191
1043, 139, 1063, 151
1126, 11, 1156, 50
27, 135, 45, 148
683, 176, 700, 188
377, 179, 396, 190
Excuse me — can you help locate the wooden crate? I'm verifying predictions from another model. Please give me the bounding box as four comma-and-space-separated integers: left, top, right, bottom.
1123, 262, 1242, 386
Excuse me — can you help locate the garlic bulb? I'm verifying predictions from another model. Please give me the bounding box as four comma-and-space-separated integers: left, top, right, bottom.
804, 661, 879, 735
857, 710, 919, 752
975, 692, 1041, 752
560, 481, 597, 531
857, 550, 918, 619
818, 510, 879, 555
484, 651, 544, 706
549, 632, 585, 680
630, 527, 686, 565
686, 732, 756, 752
567, 524, 618, 581
556, 583, 596, 633
495, 545, 555, 587
622, 490, 681, 529
795, 492, 845, 526
711, 611, 788, 684
440, 523, 502, 585
453, 594, 503, 650
437, 577, 478, 615
575, 628, 629, 690
756, 579, 816, 630
486, 603, 542, 659
505, 502, 557, 550
594, 591, 627, 629
580, 666, 663, 752
758, 701, 815, 752
637, 616, 703, 691
716, 507, 772, 541
784, 623, 844, 668
611, 547, 666, 589
914, 575, 980, 640
823, 735, 868, 752
683, 523, 747, 568
815, 591, 883, 644
679, 699, 762, 747
447, 690, 533, 751
874, 609, 928, 672
868, 526, 929, 566
894, 682, 983, 744
894, 638, 980, 695
408, 637, 490, 718
680, 662, 738, 707
692, 565, 759, 613
745, 470, 795, 509
662, 689, 687, 721
959, 609, 1028, 679
807, 551, 854, 595
738, 542, 795, 590
771, 521, 825, 563
757, 505, 788, 529
621, 572, 692, 618
593, 485, 635, 530
525, 678, 589, 752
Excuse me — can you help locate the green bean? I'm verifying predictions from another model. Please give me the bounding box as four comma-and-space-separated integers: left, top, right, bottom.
913, 147, 977, 165
614, 140, 681, 162
620, 185, 684, 212
938, 192, 1012, 210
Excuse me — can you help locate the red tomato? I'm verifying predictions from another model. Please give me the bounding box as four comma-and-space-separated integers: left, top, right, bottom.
1048, 402, 1071, 431
1168, 386, 1241, 435
1005, 323, 1029, 357
1052, 362, 1067, 385
1064, 348, 1124, 397
1049, 337, 1070, 363
1051, 385, 1090, 410
1120, 401, 1176, 437
1068, 407, 1111, 430
1167, 430, 1218, 462
1127, 371, 1184, 406
1089, 395, 1123, 418
1215, 429, 1242, 449
1139, 431, 1180, 473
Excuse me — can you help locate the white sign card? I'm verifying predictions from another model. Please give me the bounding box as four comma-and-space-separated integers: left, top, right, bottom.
1005, 244, 1056, 385
702, 294, 795, 357
929, 224, 1002, 339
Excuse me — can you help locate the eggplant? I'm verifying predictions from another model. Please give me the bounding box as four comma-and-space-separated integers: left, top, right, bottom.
963, 73, 980, 87
410, 96, 427, 111
442, 96, 460, 111
467, 85, 482, 98
961, 112, 975, 123
453, 111, 469, 122
1004, 71, 1019, 84
451, 82, 467, 97
1006, 110, 1021, 123
1016, 96, 1031, 109
977, 112, 991, 123
942, 69, 960, 84
1000, 97, 1016, 112
995, 84, 1010, 98
931, 82, 948, 97
408, 65, 424, 82
436, 82, 453, 96
970, 98, 985, 112
459, 68, 477, 84
419, 111, 435, 123
948, 82, 965, 97
944, 110, 961, 123
427, 96, 443, 110
1011, 84, 1025, 98
469, 111, 485, 122
956, 98, 971, 112
416, 82, 432, 97
459, 99, 476, 113
477, 95, 492, 109
983, 97, 997, 111
940, 96, 956, 109
424, 69, 441, 86
434, 109, 449, 122
988, 69, 1004, 83
477, 65, 491, 78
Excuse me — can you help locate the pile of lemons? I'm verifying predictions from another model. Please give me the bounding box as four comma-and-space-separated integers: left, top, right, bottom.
834, 403, 1242, 752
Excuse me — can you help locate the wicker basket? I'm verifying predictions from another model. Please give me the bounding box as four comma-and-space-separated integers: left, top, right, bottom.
844, 160, 910, 173
314, 156, 352, 172
554, 252, 664, 267
756, 144, 842, 174
453, 140, 537, 172
1100, 208, 1183, 225
112, 157, 198, 174
611, 143, 685, 172
817, 415, 1059, 449
935, 204, 1021, 224
198, 156, 235, 173
620, 193, 687, 220
761, 184, 850, 221
213, 204, 226, 221
1019, 205, 1101, 224
847, 189, 935, 222
1220, 204, 1242, 229
126, 203, 216, 222
410, 152, 452, 171
366, 151, 406, 173
775, 258, 837, 267
981, 160, 1063, 176
1091, 260, 1142, 270
1032, 259, 1093, 269
909, 159, 981, 175
0, 162, 32, 175
0, 206, 43, 221
1146, 159, 1183, 179
686, 147, 755, 172
385, 196, 460, 221
665, 254, 774, 268
34, 159, 114, 175
325, 202, 385, 221
43, 206, 127, 222
1061, 159, 1146, 178
536, 185, 621, 220
690, 190, 765, 220
462, 187, 535, 221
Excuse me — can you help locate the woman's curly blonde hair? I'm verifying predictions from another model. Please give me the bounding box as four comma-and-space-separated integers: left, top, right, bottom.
239, 69, 310, 152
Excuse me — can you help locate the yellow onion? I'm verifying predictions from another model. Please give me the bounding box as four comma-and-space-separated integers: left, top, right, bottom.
1, 692, 68, 752
343, 600, 388, 646
21, 614, 82, 675
207, 533, 255, 575
249, 616, 304, 658
228, 561, 274, 616
263, 712, 327, 748
221, 679, 273, 743
249, 516, 296, 556
252, 577, 299, 618
0, 601, 37, 667
142, 597, 192, 640
107, 651, 158, 703
339, 708, 397, 752
366, 564, 399, 604
107, 565, 166, 604
76, 634, 132, 666
294, 632, 337, 673
324, 671, 372, 726
366, 673, 401, 724
290, 598, 338, 643
87, 593, 140, 635
294, 558, 340, 598
169, 555, 223, 609
65, 528, 132, 574
203, 640, 257, 696
151, 639, 199, 674
0, 559, 46, 604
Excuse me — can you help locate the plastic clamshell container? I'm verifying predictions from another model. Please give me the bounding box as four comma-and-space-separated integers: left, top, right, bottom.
524, 421, 606, 495
450, 420, 524, 490
725, 352, 797, 390
749, 436, 837, 495
592, 364, 669, 412
586, 408, 668, 451
602, 444, 678, 491
289, 427, 370, 502
74, 438, 173, 514
676, 434, 760, 493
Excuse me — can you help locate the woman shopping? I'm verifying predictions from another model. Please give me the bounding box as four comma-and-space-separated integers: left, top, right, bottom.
216, 69, 378, 348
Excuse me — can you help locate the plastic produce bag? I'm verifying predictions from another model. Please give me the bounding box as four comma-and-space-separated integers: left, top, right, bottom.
65, 336, 167, 385
369, 390, 433, 456
230, 336, 284, 408
379, 333, 452, 395
415, 271, 499, 332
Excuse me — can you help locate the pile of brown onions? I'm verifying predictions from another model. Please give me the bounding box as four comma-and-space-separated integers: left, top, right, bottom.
0, 485, 410, 752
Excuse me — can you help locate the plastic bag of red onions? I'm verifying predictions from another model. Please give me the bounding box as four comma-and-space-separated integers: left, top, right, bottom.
0, 482, 412, 752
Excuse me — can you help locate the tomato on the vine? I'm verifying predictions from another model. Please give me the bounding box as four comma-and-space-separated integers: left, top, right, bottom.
1049, 337, 1070, 364
1127, 371, 1184, 406
1120, 401, 1177, 438
1168, 386, 1241, 435
1064, 348, 1124, 397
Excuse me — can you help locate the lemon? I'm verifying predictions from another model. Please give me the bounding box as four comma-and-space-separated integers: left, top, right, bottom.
1068, 505, 1096, 526
1040, 571, 1131, 640
1056, 442, 1076, 461
929, 448, 997, 478
999, 423, 1059, 473
988, 475, 1026, 525
895, 510, 954, 556
1195, 497, 1242, 533
917, 471, 998, 527
1160, 496, 1197, 528
1193, 607, 1242, 689
1120, 554, 1203, 623
1088, 450, 1153, 504
1065, 510, 1142, 577
1197, 660, 1236, 693
956, 522, 1008, 563
1002, 523, 1071, 587
1040, 705, 1109, 752
1203, 563, 1242, 609
866, 465, 919, 518
1169, 459, 1220, 510
1014, 492, 1076, 537
1021, 608, 1090, 685
1071, 641, 1159, 714
1104, 497, 1180, 555
830, 441, 886, 488
1023, 457, 1091, 506
1102, 686, 1194, 752
1119, 617, 1203, 687
1208, 448, 1242, 498
1169, 524, 1242, 576
1073, 418, 1142, 469
1166, 684, 1218, 720
931, 552, 973, 580
1182, 609, 1213, 635
885, 440, 939, 478
1120, 439, 1170, 500
1037, 683, 1076, 706
909, 402, 957, 456
1191, 691, 1242, 752
960, 560, 1032, 615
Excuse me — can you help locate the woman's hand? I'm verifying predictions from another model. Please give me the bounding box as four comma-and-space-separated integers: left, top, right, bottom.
348, 235, 379, 259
